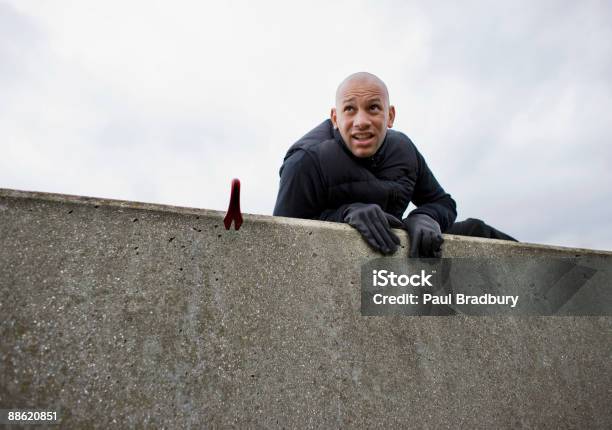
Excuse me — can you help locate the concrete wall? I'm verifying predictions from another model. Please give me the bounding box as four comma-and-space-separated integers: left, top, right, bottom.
1, 188, 611, 428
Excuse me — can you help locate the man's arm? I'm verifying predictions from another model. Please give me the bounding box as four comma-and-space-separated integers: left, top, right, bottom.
273, 149, 327, 219
408, 148, 457, 232
272, 149, 389, 221
273, 148, 401, 254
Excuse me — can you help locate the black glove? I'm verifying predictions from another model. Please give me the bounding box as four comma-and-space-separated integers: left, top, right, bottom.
343, 203, 402, 255
403, 214, 444, 258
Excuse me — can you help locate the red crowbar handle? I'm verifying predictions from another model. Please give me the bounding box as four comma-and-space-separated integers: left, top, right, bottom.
223, 178, 243, 230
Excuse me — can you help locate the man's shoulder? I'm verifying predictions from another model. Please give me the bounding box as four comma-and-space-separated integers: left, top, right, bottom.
373, 129, 419, 166
285, 119, 337, 160
385, 128, 417, 151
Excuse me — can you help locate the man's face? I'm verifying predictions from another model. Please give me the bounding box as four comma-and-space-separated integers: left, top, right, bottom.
331, 78, 395, 158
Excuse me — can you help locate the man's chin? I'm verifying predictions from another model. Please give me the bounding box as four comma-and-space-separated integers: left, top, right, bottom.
350, 145, 376, 158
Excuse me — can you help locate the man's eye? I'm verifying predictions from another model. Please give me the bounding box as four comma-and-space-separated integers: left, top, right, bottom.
344, 106, 354, 112
370, 105, 381, 111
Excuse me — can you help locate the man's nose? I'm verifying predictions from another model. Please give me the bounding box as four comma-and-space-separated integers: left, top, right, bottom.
353, 110, 371, 128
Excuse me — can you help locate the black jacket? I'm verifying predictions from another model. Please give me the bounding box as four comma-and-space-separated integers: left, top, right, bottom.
273, 119, 457, 232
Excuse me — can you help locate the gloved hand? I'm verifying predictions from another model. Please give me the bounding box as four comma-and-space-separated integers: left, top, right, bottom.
343, 203, 402, 255
403, 214, 444, 258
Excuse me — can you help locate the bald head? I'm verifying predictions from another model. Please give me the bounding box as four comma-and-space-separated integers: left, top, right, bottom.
331, 72, 395, 158
335, 72, 390, 107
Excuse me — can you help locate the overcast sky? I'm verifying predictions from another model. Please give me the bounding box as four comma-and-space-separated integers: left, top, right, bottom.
2, 0, 611, 250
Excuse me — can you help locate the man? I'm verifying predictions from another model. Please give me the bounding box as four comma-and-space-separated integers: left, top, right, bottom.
273, 72, 515, 258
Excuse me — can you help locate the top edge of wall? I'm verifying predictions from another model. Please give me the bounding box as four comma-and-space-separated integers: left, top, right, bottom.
1, 187, 610, 256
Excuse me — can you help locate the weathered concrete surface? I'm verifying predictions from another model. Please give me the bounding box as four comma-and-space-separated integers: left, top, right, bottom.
1, 188, 611, 428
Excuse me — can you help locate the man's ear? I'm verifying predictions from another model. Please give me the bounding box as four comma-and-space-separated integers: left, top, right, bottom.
330, 107, 338, 129
387, 105, 396, 128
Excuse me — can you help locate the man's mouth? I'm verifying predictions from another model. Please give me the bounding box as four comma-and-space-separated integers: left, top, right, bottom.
351, 132, 375, 145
